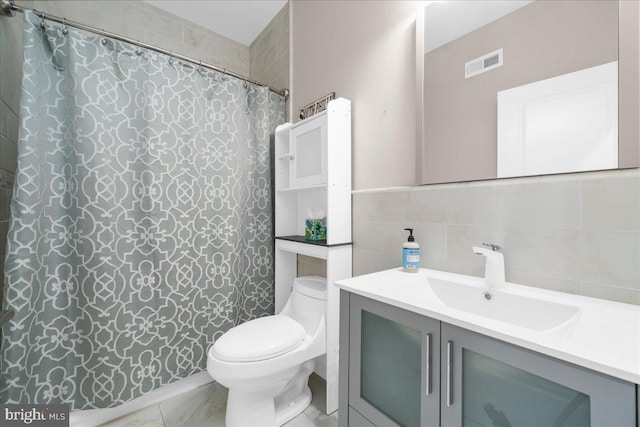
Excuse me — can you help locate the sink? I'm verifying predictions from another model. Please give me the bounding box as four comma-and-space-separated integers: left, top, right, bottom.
427, 278, 580, 333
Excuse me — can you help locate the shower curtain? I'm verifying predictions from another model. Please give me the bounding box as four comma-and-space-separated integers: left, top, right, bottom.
1, 11, 284, 410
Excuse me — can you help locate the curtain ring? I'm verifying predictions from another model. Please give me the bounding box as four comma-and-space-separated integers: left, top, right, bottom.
39, 12, 46, 29
62, 18, 69, 35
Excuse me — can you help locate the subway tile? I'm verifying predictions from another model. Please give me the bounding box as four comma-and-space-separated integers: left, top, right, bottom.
0, 101, 20, 144
507, 270, 582, 295
406, 184, 499, 226
406, 223, 448, 271
353, 190, 405, 223
143, 30, 193, 60
445, 225, 510, 279
0, 135, 17, 173
88, 10, 146, 42
575, 231, 640, 290
353, 248, 399, 276
580, 282, 640, 305
0, 187, 12, 220
0, 168, 14, 189
183, 26, 224, 54
0, 38, 23, 116
448, 226, 640, 290
105, 1, 183, 43
353, 221, 407, 252
0, 220, 9, 255
33, 1, 93, 23
496, 179, 581, 230
0, 5, 24, 74
582, 172, 640, 232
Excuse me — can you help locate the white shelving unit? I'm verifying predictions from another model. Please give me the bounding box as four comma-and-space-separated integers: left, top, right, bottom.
274, 98, 352, 415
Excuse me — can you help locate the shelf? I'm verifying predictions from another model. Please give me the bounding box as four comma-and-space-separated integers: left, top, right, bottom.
275, 235, 352, 247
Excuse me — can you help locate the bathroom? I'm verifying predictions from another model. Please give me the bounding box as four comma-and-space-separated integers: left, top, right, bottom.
1, 0, 638, 426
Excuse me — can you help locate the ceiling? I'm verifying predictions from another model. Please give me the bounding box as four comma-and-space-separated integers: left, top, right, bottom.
144, 0, 288, 46
424, 0, 534, 53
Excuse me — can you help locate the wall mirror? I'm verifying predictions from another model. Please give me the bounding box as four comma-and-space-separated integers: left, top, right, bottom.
416, 0, 639, 185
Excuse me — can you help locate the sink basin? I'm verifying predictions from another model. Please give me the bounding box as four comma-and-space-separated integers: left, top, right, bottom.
428, 278, 580, 333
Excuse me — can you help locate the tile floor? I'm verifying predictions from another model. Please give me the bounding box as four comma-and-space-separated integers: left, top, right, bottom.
99, 374, 339, 427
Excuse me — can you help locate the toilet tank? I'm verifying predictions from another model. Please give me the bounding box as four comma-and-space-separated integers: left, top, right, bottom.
284, 276, 327, 335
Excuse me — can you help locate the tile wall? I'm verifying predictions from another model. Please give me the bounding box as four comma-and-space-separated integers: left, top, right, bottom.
250, 3, 290, 92
352, 168, 640, 305
14, 0, 251, 75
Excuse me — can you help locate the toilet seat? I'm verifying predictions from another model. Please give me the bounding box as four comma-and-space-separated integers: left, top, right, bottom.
212, 315, 306, 363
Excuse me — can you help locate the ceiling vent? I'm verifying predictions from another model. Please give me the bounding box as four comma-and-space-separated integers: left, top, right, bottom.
465, 48, 503, 79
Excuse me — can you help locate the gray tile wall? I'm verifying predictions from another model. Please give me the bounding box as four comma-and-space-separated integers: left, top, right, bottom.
15, 0, 251, 76
353, 168, 640, 305
250, 4, 289, 92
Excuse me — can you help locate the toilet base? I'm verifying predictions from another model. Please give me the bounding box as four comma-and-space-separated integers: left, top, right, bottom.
275, 384, 312, 426
225, 360, 315, 427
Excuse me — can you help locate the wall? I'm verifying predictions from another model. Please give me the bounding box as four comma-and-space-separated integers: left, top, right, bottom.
291, 0, 418, 190
291, 0, 640, 305
15, 0, 251, 75
423, 0, 618, 183
250, 3, 290, 93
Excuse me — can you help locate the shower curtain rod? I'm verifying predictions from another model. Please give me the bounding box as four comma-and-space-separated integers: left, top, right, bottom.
0, 0, 290, 99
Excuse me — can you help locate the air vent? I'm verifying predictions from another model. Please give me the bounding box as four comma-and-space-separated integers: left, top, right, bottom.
465, 48, 503, 79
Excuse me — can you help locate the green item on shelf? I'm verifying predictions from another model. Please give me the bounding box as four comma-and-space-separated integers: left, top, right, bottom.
305, 217, 327, 241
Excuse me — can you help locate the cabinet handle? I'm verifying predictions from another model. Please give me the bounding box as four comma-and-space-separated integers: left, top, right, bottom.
447, 340, 453, 407
425, 333, 431, 396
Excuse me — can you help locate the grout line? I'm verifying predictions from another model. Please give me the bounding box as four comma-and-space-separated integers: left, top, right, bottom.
157, 403, 167, 427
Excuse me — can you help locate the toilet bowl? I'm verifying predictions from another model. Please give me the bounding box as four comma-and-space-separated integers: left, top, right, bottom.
207, 276, 327, 427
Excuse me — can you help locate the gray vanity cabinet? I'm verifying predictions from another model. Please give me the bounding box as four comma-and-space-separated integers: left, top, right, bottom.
339, 291, 638, 427
342, 292, 440, 427
441, 323, 636, 427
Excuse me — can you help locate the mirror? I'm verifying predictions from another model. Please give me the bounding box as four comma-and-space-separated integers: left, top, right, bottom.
416, 0, 639, 185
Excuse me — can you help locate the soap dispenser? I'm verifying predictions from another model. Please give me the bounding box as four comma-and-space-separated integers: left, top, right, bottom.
402, 228, 420, 273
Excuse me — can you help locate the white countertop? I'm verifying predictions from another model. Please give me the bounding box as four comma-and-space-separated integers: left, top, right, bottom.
336, 268, 640, 384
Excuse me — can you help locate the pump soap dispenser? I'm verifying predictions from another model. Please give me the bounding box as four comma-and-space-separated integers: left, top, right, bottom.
402, 228, 420, 273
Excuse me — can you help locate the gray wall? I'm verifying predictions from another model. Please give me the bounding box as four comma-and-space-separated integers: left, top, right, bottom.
291, 0, 418, 190
291, 1, 640, 305
250, 3, 290, 93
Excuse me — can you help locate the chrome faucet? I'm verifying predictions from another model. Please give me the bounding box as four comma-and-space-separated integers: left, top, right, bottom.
472, 243, 505, 289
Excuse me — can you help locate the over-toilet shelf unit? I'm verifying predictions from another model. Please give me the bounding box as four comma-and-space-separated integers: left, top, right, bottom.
274, 97, 352, 416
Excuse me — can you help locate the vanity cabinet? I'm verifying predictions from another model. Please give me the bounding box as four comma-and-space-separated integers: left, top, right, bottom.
339, 292, 638, 427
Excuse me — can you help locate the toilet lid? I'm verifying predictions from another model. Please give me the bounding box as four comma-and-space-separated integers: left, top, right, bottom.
211, 315, 306, 363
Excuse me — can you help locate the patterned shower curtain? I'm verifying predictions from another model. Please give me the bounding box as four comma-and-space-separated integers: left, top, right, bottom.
1, 11, 284, 410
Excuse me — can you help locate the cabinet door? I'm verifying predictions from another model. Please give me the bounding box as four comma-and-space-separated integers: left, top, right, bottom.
441, 323, 637, 427
290, 114, 327, 188
349, 294, 440, 427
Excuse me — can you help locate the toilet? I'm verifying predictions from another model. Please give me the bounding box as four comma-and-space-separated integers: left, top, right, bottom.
207, 276, 327, 427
